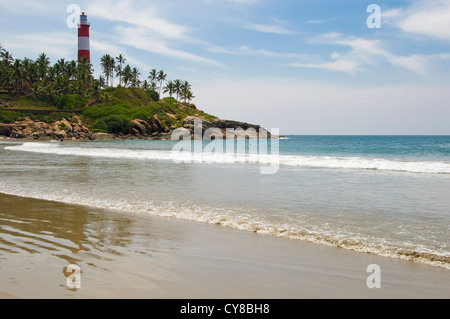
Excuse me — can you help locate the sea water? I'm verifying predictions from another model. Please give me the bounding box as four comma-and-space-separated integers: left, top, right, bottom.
0, 135, 449, 268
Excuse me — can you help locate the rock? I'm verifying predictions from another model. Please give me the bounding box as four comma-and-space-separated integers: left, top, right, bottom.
0, 123, 12, 137
92, 132, 113, 140
131, 119, 148, 136
54, 130, 67, 139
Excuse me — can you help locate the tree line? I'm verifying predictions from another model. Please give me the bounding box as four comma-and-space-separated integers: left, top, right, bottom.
99, 53, 194, 104
0, 43, 195, 109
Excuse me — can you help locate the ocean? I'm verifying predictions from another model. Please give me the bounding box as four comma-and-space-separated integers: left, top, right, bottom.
0, 135, 449, 269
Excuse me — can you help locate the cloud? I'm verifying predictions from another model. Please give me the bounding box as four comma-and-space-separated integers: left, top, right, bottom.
209, 44, 319, 61
290, 33, 450, 76
84, 1, 225, 67
0, 0, 60, 14
0, 31, 74, 60
115, 25, 225, 67
288, 60, 359, 74
384, 0, 450, 41
246, 23, 295, 34
86, 0, 188, 39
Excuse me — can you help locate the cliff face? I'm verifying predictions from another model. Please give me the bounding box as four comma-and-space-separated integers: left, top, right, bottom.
0, 115, 273, 141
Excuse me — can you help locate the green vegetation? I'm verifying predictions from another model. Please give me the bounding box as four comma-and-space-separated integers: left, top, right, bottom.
0, 109, 23, 123
0, 44, 217, 135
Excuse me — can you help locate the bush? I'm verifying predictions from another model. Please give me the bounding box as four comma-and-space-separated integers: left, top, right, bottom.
90, 118, 108, 132
0, 110, 23, 123
146, 89, 159, 102
65, 94, 89, 110
98, 104, 131, 118
81, 105, 101, 120
91, 115, 135, 135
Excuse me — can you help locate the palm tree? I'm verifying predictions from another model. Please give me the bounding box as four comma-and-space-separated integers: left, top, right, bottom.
174, 79, 182, 102
180, 81, 192, 104
122, 64, 132, 87
185, 90, 195, 104
67, 60, 77, 80
36, 53, 50, 81
54, 75, 70, 109
76, 56, 93, 93
100, 54, 115, 87
98, 76, 106, 89
157, 70, 167, 96
141, 80, 150, 90
12, 59, 24, 94
163, 80, 176, 104
148, 69, 158, 85
115, 54, 126, 87
0, 49, 14, 68
54, 58, 68, 77
131, 67, 141, 88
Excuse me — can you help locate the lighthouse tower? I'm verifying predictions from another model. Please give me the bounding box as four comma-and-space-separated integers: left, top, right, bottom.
78, 12, 90, 62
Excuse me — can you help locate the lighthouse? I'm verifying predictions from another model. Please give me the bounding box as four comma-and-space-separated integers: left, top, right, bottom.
78, 12, 90, 62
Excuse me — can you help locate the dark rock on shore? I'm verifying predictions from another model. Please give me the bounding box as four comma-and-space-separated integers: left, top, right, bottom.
0, 114, 276, 141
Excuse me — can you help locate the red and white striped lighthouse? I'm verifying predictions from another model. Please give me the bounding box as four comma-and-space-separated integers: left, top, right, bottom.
78, 12, 90, 62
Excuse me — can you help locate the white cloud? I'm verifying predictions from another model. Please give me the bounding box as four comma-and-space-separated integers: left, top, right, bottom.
246, 23, 295, 34
384, 0, 450, 41
0, 0, 60, 14
86, 0, 188, 39
288, 60, 359, 74
0, 31, 74, 60
115, 25, 225, 67
209, 44, 319, 61
291, 33, 450, 76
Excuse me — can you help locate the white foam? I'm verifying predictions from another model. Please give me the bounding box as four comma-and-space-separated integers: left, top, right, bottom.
5, 142, 450, 174
0, 186, 448, 269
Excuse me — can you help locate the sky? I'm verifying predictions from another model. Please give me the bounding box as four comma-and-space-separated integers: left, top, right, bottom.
1, 0, 449, 135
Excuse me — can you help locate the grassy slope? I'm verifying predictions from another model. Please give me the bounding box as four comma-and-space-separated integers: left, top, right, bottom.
0, 87, 218, 131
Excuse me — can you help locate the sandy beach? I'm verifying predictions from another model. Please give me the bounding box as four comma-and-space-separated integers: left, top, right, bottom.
0, 193, 448, 299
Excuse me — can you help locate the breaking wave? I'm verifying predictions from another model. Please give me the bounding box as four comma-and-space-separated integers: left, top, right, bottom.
5, 142, 450, 174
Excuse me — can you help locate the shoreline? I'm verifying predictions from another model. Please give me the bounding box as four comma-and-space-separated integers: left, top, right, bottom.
0, 192, 449, 299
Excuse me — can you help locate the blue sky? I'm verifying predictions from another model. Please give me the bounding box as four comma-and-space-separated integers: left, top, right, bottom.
1, 0, 449, 134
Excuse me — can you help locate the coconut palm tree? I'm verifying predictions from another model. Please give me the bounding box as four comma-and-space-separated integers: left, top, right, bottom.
148, 69, 158, 85
12, 59, 25, 94
54, 58, 68, 77
0, 49, 13, 66
141, 80, 150, 90
174, 79, 182, 102
36, 53, 50, 81
100, 54, 115, 87
180, 80, 192, 104
115, 54, 126, 87
157, 70, 167, 96
122, 64, 132, 87
163, 80, 176, 103
131, 67, 141, 88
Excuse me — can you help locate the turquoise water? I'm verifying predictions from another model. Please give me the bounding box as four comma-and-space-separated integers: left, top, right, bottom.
281, 135, 450, 160
0, 136, 449, 268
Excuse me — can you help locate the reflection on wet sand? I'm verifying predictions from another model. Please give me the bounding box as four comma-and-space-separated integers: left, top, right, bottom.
0, 193, 184, 298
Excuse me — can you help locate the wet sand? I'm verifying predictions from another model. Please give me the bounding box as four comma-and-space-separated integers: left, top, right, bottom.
0, 193, 448, 299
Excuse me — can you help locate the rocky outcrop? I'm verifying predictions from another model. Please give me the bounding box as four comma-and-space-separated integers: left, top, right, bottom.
0, 114, 276, 141
181, 116, 273, 139
0, 115, 94, 140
